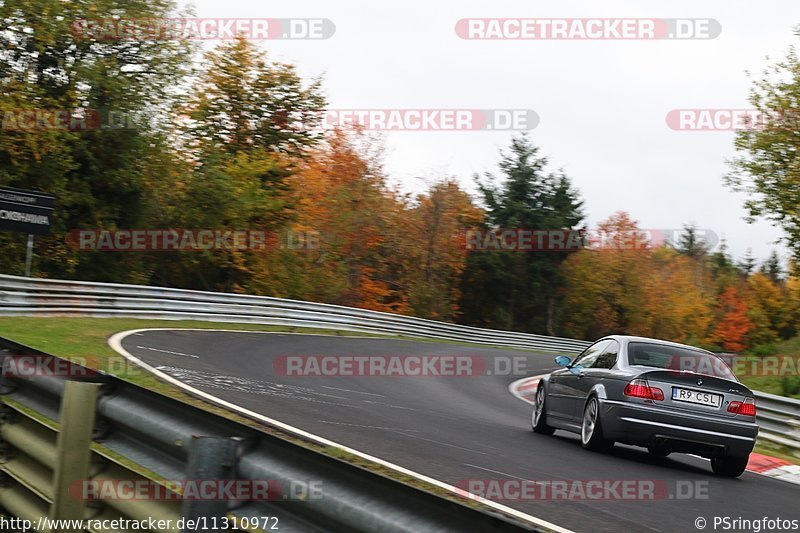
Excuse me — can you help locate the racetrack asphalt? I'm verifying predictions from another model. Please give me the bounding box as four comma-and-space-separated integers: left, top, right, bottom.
118, 330, 800, 533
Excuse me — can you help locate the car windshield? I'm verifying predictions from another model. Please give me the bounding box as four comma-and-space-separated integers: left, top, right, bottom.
627, 342, 736, 380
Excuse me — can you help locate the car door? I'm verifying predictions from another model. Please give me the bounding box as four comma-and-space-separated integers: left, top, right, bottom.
552, 340, 612, 424
545, 366, 575, 422
571, 339, 620, 418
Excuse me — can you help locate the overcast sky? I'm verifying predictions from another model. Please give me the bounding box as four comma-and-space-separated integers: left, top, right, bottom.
188, 0, 800, 263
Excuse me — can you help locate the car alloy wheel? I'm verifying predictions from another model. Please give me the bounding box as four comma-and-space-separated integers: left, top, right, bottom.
532, 384, 555, 435
582, 397, 598, 445
534, 387, 545, 426
581, 396, 613, 451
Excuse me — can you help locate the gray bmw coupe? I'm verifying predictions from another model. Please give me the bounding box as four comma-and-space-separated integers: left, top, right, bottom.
532, 335, 758, 477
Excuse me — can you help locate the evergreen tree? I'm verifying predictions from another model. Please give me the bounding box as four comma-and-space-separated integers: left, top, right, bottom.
458, 135, 584, 334
761, 250, 783, 283
676, 224, 710, 260
738, 248, 757, 275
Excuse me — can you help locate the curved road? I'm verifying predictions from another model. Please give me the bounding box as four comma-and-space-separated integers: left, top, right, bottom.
118, 330, 800, 533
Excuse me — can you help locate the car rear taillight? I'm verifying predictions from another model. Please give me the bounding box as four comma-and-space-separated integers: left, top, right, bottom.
727, 397, 756, 416
624, 379, 664, 401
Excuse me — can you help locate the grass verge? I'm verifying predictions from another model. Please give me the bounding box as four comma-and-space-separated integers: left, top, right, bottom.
740, 336, 800, 399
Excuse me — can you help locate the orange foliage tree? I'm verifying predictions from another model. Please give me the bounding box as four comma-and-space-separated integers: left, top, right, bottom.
710, 286, 754, 352
561, 212, 713, 343
561, 212, 651, 338
250, 130, 408, 312
401, 180, 483, 320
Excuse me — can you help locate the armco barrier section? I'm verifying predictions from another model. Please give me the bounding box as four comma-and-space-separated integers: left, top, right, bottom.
0, 275, 589, 353
751, 390, 800, 451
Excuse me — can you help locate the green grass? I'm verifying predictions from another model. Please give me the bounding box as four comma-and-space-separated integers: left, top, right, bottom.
739, 336, 800, 399
754, 441, 800, 464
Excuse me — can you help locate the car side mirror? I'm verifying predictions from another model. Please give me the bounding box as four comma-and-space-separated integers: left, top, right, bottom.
554, 355, 572, 367
568, 364, 584, 376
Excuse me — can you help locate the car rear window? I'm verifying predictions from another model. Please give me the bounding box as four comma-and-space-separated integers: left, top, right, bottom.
627, 342, 736, 380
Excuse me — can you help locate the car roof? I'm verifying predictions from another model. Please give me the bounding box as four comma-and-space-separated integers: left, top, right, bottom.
600, 335, 714, 355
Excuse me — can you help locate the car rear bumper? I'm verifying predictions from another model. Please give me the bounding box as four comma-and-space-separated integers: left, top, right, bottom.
600, 399, 758, 457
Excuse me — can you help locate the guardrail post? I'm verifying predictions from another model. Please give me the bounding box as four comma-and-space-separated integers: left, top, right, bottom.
50, 380, 101, 531
180, 436, 239, 532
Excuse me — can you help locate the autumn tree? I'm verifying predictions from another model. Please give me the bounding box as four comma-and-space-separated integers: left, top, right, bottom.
561, 212, 713, 343
401, 179, 483, 320
710, 286, 754, 352
248, 131, 410, 311
158, 37, 325, 291
561, 212, 650, 339
784, 271, 800, 339
182, 35, 325, 160
638, 247, 713, 344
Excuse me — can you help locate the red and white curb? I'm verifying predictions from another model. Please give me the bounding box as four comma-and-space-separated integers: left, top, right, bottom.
746, 452, 800, 484
508, 375, 543, 405
509, 375, 800, 485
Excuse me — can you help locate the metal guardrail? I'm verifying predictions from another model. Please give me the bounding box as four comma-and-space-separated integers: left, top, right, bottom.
0, 275, 589, 353
0, 336, 536, 533
750, 390, 800, 451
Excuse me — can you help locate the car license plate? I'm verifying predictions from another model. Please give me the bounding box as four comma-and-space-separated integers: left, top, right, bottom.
672, 387, 722, 407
